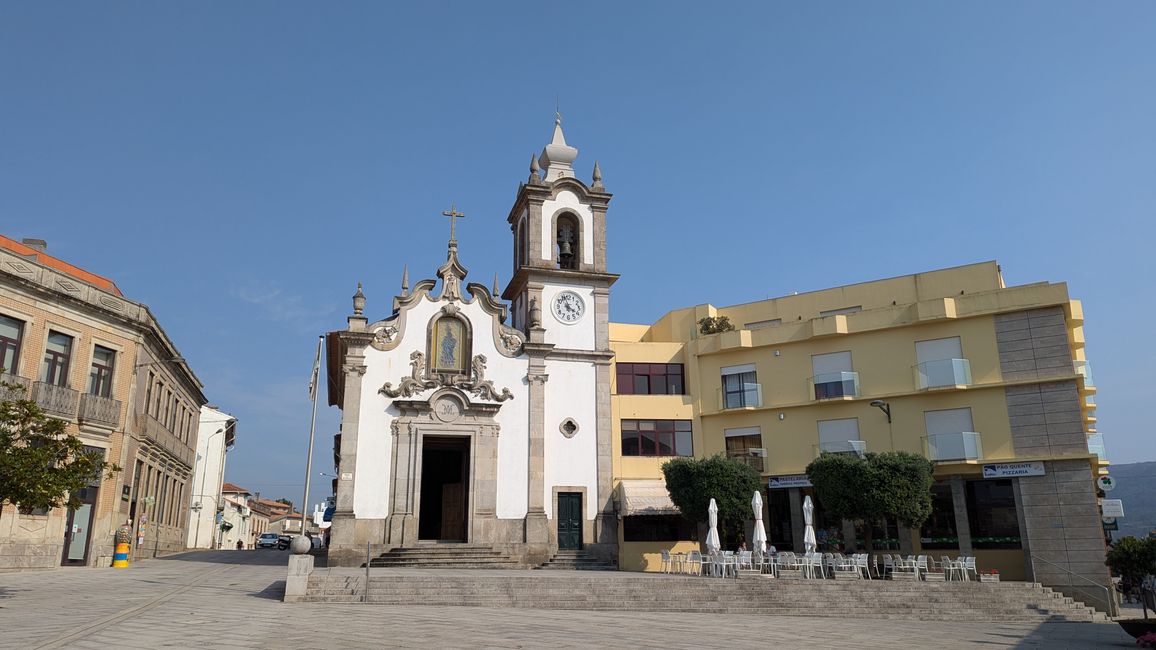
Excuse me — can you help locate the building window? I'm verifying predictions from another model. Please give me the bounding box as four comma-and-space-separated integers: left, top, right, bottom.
725, 427, 764, 472
515, 217, 527, 270
621, 419, 693, 457
915, 336, 971, 389
623, 515, 697, 542
817, 418, 863, 455
966, 479, 1022, 549
153, 382, 164, 418
811, 351, 858, 399
0, 314, 24, 375
40, 331, 73, 386
920, 482, 959, 549
88, 345, 116, 397
615, 363, 684, 395
721, 364, 759, 408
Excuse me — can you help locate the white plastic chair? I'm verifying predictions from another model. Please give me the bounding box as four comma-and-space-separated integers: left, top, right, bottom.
882, 554, 895, 579
738, 550, 754, 571
855, 553, 872, 579
941, 556, 963, 581
915, 555, 929, 580
686, 550, 703, 576
963, 556, 978, 581
659, 549, 672, 574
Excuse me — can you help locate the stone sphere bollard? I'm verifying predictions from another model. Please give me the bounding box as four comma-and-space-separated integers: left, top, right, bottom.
289, 535, 312, 554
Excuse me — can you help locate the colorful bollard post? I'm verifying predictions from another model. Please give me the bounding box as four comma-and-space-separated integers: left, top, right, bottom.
113, 521, 132, 568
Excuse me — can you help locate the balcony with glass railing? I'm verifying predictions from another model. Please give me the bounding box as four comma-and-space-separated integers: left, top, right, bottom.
923, 432, 983, 462
814, 439, 867, 458
0, 372, 31, 403
1074, 360, 1095, 392
1087, 433, 1106, 459
726, 449, 765, 472
809, 371, 860, 400
913, 358, 972, 390
718, 383, 763, 410
32, 381, 79, 419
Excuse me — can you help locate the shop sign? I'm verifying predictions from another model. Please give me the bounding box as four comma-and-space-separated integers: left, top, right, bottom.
1097, 475, 1116, 492
1101, 499, 1125, 518
982, 462, 1045, 478
768, 475, 812, 489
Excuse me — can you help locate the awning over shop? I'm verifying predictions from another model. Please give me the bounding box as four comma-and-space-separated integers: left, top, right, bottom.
617, 479, 680, 516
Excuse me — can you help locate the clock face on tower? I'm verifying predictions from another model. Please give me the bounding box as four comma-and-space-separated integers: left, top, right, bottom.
551, 291, 586, 324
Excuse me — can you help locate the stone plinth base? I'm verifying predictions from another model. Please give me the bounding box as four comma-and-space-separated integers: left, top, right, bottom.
284, 554, 314, 602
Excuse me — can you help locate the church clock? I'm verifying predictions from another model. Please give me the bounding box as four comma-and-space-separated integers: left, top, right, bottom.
551, 290, 585, 324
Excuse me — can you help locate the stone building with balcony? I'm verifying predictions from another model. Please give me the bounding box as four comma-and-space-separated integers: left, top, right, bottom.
611, 261, 1108, 609
0, 235, 206, 568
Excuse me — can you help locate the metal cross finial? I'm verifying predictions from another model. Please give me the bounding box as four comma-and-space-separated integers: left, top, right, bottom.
442, 203, 466, 242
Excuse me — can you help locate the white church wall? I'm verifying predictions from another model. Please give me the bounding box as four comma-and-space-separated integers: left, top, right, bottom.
540, 189, 594, 266
541, 282, 595, 351
542, 359, 598, 520
353, 293, 530, 521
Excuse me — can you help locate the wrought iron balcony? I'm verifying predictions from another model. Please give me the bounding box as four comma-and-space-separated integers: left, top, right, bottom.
809, 371, 860, 400
79, 393, 122, 428
913, 358, 972, 390
815, 439, 868, 458
32, 381, 79, 419
924, 432, 983, 462
0, 372, 31, 403
135, 413, 194, 468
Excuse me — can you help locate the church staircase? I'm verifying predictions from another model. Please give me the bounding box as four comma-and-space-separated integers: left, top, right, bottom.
365, 545, 521, 569
536, 550, 617, 571
301, 572, 1110, 622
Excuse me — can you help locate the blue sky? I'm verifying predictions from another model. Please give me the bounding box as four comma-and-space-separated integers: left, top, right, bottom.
2, 3, 1153, 508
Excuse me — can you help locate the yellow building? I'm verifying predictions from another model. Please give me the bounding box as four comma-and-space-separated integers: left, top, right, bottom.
612, 261, 1107, 608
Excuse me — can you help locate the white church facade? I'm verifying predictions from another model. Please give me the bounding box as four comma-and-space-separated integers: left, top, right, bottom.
325, 118, 617, 567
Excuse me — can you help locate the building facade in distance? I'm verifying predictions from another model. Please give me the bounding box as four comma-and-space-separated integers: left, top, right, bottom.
613, 261, 1108, 609
186, 406, 238, 550
0, 235, 207, 568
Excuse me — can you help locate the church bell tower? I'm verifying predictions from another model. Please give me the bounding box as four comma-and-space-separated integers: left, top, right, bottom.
502, 116, 619, 562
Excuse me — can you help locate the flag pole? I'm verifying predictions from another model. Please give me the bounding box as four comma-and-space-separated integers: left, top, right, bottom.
300, 335, 324, 543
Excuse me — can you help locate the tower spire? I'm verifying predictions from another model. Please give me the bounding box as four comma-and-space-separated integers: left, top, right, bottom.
401, 265, 409, 296
538, 114, 578, 182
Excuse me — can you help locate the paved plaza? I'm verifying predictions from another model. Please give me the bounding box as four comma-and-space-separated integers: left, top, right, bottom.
0, 551, 1136, 649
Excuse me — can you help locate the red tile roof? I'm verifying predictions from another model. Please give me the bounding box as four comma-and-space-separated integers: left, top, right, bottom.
221, 482, 250, 494
0, 234, 123, 296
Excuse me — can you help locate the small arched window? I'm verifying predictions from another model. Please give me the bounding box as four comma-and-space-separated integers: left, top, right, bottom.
516, 217, 528, 270
556, 213, 579, 270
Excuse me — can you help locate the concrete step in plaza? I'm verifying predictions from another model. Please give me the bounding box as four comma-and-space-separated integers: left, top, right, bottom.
300, 571, 1110, 623
536, 550, 617, 571
366, 545, 521, 569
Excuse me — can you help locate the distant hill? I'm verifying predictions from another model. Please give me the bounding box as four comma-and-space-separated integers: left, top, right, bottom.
1107, 461, 1156, 540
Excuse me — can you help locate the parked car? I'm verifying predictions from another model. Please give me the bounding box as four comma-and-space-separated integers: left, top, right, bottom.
257, 533, 287, 550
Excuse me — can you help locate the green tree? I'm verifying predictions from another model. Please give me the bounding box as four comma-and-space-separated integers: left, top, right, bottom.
275, 498, 293, 510
697, 316, 735, 335
805, 451, 934, 552
662, 455, 761, 548
1106, 536, 1156, 618
0, 389, 118, 516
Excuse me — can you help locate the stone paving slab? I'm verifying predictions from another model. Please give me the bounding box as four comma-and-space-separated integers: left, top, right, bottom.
0, 550, 1136, 649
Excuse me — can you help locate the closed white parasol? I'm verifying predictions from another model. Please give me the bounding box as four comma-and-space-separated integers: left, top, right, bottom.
752, 490, 768, 552
706, 498, 721, 555
803, 494, 817, 554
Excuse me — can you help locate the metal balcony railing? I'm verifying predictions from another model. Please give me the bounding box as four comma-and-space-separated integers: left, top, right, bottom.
913, 358, 972, 390
0, 372, 31, 403
809, 371, 860, 400
79, 393, 122, 428
32, 381, 79, 419
135, 413, 194, 468
924, 432, 983, 462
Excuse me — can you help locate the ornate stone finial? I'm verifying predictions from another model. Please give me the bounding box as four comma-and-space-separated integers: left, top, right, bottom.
493, 272, 501, 297
401, 265, 409, 297
529, 297, 542, 328
529, 154, 541, 183
592, 160, 603, 189
352, 282, 366, 316
538, 114, 578, 182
